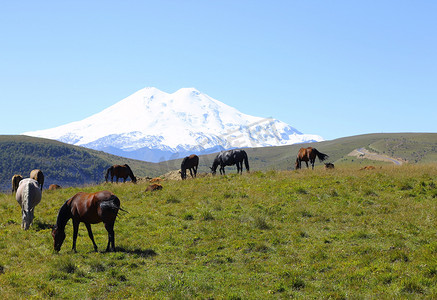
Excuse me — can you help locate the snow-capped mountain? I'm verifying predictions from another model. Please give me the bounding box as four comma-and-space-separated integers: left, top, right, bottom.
24, 87, 324, 162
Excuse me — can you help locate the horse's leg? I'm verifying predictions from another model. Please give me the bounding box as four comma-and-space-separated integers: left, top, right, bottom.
85, 223, 98, 252
189, 168, 193, 178
72, 219, 80, 252
305, 161, 309, 169
237, 162, 241, 174
104, 222, 116, 252
21, 209, 25, 229
194, 166, 197, 177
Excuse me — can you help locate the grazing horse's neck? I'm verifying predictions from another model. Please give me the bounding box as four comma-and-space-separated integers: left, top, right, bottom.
56, 201, 72, 231
212, 161, 219, 172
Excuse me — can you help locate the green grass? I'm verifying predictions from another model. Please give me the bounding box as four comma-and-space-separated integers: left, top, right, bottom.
1, 164, 437, 298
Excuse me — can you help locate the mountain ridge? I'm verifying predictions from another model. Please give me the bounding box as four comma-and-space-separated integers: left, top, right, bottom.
24, 87, 323, 162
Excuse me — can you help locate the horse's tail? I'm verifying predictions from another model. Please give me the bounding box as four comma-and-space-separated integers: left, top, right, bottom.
105, 167, 112, 182
314, 149, 329, 162
100, 195, 125, 214
243, 151, 250, 172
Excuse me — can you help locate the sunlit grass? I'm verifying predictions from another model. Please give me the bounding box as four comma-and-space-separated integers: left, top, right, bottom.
0, 164, 437, 298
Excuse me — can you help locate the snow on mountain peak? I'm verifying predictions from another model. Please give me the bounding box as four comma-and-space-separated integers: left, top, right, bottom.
23, 87, 324, 162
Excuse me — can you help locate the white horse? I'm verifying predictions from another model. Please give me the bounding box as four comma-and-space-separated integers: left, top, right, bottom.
16, 178, 42, 230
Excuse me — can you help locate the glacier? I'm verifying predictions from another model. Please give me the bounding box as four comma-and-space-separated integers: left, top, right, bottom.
23, 87, 324, 162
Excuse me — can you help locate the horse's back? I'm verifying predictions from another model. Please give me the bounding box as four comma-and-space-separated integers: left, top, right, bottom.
189, 154, 199, 162
113, 165, 129, 177
218, 149, 243, 165
69, 191, 119, 223
182, 154, 199, 167
16, 178, 42, 206
30, 169, 44, 184
297, 147, 307, 156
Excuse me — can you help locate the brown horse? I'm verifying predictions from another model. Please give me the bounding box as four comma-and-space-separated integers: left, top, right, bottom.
295, 147, 329, 170
30, 169, 44, 191
145, 183, 163, 192
49, 184, 62, 190
51, 190, 121, 252
11, 174, 23, 194
105, 164, 137, 183
181, 154, 199, 180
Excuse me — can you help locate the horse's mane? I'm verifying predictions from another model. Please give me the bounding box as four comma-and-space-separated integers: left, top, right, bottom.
55, 200, 73, 231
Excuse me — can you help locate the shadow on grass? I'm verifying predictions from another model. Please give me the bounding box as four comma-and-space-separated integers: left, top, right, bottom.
115, 247, 157, 258
33, 220, 53, 231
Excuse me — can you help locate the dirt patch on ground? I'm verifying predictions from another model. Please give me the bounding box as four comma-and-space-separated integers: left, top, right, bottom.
348, 148, 406, 165
138, 170, 212, 182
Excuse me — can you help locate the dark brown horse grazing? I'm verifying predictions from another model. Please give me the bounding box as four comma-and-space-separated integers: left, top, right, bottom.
181, 154, 199, 180
295, 147, 329, 170
105, 164, 137, 183
11, 174, 23, 194
51, 190, 121, 252
30, 169, 44, 191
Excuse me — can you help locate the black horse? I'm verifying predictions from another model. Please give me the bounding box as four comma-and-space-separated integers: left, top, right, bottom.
181, 154, 199, 180
210, 149, 250, 175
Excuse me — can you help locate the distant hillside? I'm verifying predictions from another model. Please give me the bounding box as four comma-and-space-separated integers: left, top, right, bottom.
0, 135, 164, 192
1, 133, 436, 192
164, 133, 437, 174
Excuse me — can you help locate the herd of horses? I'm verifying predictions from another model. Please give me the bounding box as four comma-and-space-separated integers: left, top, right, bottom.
9, 147, 329, 252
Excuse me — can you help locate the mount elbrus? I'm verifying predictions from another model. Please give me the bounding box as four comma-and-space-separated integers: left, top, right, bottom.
24, 87, 323, 162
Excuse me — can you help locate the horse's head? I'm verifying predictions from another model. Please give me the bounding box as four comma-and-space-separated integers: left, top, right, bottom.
131, 176, 137, 184
180, 169, 187, 180
210, 159, 220, 175
295, 158, 300, 170
52, 225, 66, 252
210, 166, 217, 175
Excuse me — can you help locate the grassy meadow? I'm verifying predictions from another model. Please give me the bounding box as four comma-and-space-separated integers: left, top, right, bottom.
1, 164, 437, 299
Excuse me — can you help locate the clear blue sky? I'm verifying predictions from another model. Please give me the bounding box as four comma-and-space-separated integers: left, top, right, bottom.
1, 1, 436, 141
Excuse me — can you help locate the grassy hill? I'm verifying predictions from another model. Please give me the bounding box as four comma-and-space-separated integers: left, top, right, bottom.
0, 165, 436, 298
1, 133, 436, 191
167, 132, 437, 174
0, 135, 164, 192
